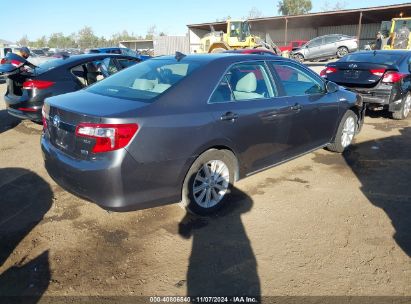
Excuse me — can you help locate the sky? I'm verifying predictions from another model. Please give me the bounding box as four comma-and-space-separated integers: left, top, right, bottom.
0, 0, 406, 42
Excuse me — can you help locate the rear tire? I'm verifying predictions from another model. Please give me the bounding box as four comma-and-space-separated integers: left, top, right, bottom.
327, 110, 357, 153
392, 93, 411, 120
337, 47, 348, 58
180, 149, 236, 215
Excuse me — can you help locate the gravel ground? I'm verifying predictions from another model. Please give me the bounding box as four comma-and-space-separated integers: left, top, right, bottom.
0, 66, 410, 301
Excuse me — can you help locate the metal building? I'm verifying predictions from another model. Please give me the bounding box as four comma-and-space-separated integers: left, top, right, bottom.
187, 3, 411, 52
120, 36, 189, 56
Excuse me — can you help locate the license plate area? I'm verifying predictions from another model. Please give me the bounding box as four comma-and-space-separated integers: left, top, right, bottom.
344, 70, 360, 79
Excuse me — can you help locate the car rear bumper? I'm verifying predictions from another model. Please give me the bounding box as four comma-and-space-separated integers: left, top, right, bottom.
344, 85, 404, 112
41, 134, 184, 211
4, 94, 42, 122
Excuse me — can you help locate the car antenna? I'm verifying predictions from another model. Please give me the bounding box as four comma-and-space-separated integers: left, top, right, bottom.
175, 51, 186, 61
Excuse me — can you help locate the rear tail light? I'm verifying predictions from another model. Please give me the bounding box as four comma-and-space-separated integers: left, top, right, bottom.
0, 58, 23, 67
370, 69, 386, 77
320, 67, 338, 77
22, 80, 55, 90
75, 123, 138, 153
382, 71, 405, 83
17, 107, 37, 112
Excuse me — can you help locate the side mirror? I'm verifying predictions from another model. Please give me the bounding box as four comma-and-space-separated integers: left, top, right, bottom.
326, 81, 339, 93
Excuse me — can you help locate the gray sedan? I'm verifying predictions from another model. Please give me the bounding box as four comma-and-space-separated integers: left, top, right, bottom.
292, 34, 358, 63
41, 53, 363, 215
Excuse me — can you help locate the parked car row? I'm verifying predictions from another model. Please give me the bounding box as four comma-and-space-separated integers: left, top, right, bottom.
1, 46, 409, 216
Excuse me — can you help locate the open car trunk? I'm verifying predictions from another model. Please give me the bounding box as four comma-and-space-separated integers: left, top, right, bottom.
0, 53, 37, 96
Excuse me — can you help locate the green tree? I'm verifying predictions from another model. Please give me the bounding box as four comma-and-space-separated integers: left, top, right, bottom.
32, 36, 47, 48
277, 0, 312, 15
77, 26, 99, 49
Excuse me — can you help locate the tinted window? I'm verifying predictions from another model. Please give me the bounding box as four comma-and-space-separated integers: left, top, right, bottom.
86, 58, 202, 102
272, 63, 325, 96
117, 58, 139, 68
343, 53, 402, 65
325, 36, 338, 44
308, 38, 323, 47
210, 62, 276, 103
101, 57, 119, 75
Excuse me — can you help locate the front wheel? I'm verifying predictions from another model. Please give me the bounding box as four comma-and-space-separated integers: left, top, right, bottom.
181, 149, 236, 215
392, 93, 411, 120
327, 110, 358, 153
294, 53, 304, 63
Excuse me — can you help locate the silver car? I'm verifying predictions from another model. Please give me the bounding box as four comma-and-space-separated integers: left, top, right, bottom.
292, 34, 358, 63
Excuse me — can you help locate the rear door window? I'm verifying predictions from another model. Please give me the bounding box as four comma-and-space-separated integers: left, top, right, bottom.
71, 60, 106, 87
270, 62, 325, 96
209, 62, 276, 103
325, 36, 338, 44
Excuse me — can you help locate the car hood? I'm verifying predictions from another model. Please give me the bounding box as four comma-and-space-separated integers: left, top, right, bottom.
46, 90, 151, 118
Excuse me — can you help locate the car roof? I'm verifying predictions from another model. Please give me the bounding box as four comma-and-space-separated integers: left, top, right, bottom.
350, 50, 410, 56
150, 53, 292, 64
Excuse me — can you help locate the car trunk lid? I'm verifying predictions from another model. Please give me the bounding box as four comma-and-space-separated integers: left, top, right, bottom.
43, 90, 149, 159
325, 61, 397, 88
1, 53, 38, 97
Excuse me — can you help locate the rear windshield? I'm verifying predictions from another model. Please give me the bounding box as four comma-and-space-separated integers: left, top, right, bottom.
343, 53, 403, 65
86, 58, 203, 102
35, 58, 67, 73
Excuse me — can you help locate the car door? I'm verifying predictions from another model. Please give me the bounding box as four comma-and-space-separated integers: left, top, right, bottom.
305, 37, 324, 60
209, 61, 294, 174
323, 36, 338, 57
269, 61, 340, 156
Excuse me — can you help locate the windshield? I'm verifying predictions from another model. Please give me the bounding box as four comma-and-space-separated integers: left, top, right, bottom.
86, 58, 203, 102
343, 53, 403, 65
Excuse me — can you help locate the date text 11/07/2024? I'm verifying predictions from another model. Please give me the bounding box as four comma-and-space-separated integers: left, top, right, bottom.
149, 296, 259, 303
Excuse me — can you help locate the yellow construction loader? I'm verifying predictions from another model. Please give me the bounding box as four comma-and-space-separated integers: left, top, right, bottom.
198, 19, 280, 54
381, 17, 411, 50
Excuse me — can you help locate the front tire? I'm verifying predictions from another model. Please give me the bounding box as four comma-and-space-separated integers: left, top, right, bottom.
392, 93, 411, 120
294, 53, 304, 63
327, 110, 357, 153
181, 149, 236, 215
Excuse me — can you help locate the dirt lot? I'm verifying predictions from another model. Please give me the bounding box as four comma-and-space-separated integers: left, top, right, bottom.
0, 74, 410, 301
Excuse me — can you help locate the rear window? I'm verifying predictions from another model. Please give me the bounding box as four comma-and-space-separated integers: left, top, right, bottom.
86, 58, 203, 102
35, 58, 67, 73
343, 53, 402, 65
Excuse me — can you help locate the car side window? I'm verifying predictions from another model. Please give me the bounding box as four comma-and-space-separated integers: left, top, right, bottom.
101, 57, 119, 75
117, 59, 139, 69
271, 63, 325, 96
325, 36, 338, 44
70, 60, 106, 87
209, 62, 276, 103
309, 38, 323, 47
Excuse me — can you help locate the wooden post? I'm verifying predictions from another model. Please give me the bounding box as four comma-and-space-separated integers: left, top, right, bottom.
285, 18, 288, 46
357, 11, 363, 44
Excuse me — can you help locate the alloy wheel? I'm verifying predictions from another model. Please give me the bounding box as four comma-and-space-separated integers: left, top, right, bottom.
341, 116, 355, 148
192, 160, 230, 208
337, 48, 348, 57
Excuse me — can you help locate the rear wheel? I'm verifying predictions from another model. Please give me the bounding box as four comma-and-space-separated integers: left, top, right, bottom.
181, 149, 236, 215
337, 47, 348, 58
392, 93, 411, 120
327, 110, 357, 153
